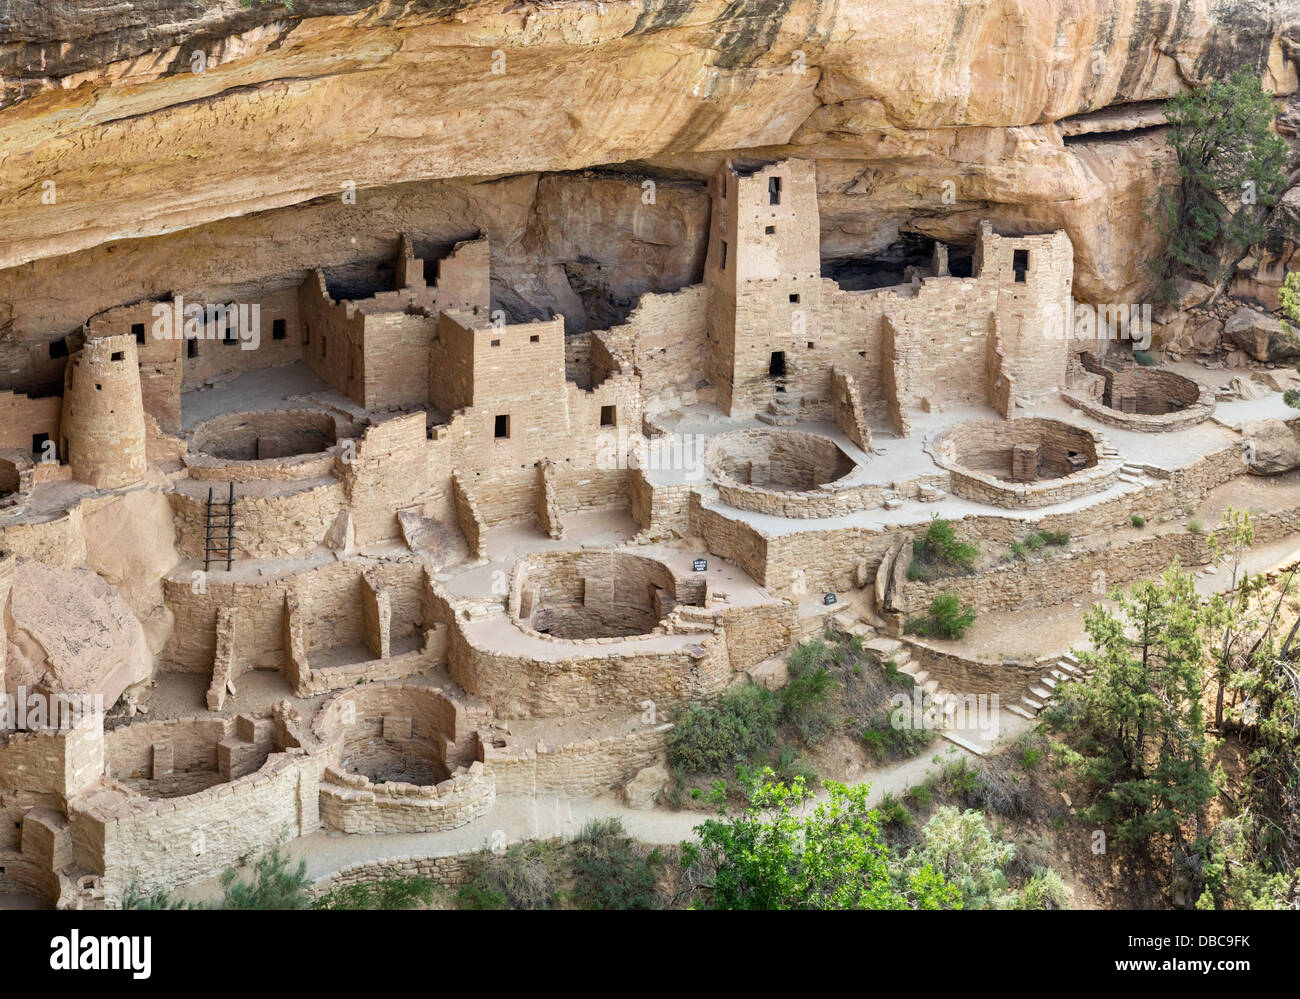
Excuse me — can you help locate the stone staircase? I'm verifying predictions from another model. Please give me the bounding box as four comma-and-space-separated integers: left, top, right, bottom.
1116, 462, 1159, 489
862, 636, 959, 730
756, 393, 799, 426
1006, 651, 1094, 720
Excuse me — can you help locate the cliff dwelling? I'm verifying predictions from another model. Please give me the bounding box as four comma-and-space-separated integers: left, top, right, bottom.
3, 1, 1300, 932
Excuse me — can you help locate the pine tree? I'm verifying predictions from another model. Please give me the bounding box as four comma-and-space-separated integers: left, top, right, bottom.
1147, 68, 1288, 303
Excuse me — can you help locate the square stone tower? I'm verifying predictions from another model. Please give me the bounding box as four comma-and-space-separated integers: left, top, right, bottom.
704, 159, 824, 417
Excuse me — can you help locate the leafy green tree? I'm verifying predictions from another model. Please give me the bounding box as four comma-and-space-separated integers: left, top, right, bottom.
1147, 68, 1288, 302
680, 772, 959, 910
1057, 567, 1218, 857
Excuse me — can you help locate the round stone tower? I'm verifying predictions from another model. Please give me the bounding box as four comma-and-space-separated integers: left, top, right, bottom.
60, 332, 147, 488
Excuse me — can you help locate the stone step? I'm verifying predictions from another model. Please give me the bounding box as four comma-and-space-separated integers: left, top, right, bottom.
1029, 685, 1052, 700
864, 637, 903, 658
941, 731, 988, 756
923, 679, 940, 696
1058, 662, 1083, 676
1121, 463, 1145, 476
911, 670, 930, 686
756, 411, 798, 426
1060, 652, 1080, 665
1007, 704, 1037, 720
1039, 676, 1057, 690
1022, 696, 1044, 711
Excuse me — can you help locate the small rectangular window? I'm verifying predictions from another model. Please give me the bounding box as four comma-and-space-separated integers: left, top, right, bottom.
765, 225, 775, 235
789, 294, 800, 304
32, 433, 49, 457
494, 414, 510, 439
321, 335, 327, 357
1013, 248, 1029, 283
110, 351, 124, 362
272, 318, 287, 340
302, 322, 311, 345
600, 405, 616, 427
807, 342, 814, 350
131, 323, 145, 344
187, 339, 198, 359
491, 339, 501, 347
530, 334, 540, 343
720, 241, 728, 271
769, 176, 781, 205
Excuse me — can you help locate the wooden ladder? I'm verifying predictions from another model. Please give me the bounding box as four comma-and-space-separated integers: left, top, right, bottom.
204, 482, 235, 572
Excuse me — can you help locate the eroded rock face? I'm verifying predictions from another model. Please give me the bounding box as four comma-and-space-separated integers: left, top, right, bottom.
0, 0, 1297, 314
4, 557, 151, 706
1241, 418, 1300, 475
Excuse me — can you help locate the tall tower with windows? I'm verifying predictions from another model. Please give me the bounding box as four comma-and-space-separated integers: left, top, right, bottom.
704, 158, 825, 417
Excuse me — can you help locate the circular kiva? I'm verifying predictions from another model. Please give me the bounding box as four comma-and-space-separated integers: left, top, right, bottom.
511, 549, 703, 640
1062, 360, 1214, 432
928, 417, 1122, 509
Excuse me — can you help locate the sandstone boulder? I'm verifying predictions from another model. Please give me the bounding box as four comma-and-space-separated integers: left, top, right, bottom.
622, 763, 670, 810
1223, 308, 1300, 363
1240, 419, 1300, 476
5, 558, 151, 707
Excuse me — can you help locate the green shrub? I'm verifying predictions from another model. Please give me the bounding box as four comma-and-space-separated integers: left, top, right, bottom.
1285, 387, 1300, 409
1020, 746, 1044, 770
1009, 868, 1070, 910
786, 639, 829, 676
860, 714, 932, 762
217, 844, 311, 910
1133, 349, 1155, 366
907, 593, 977, 640
877, 793, 913, 827
904, 782, 934, 809
1131, 514, 1146, 528
456, 841, 562, 910
883, 659, 914, 687
569, 819, 658, 910
1024, 532, 1046, 551
1188, 517, 1203, 534
939, 759, 984, 798
314, 875, 438, 910
924, 518, 978, 568
666, 684, 777, 777
770, 745, 820, 787
1041, 531, 1069, 546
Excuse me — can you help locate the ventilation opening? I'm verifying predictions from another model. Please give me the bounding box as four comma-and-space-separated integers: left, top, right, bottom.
768, 351, 786, 379
272, 318, 287, 340
600, 405, 616, 427
1013, 249, 1029, 283
769, 176, 782, 205
494, 414, 510, 439
132, 323, 145, 344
